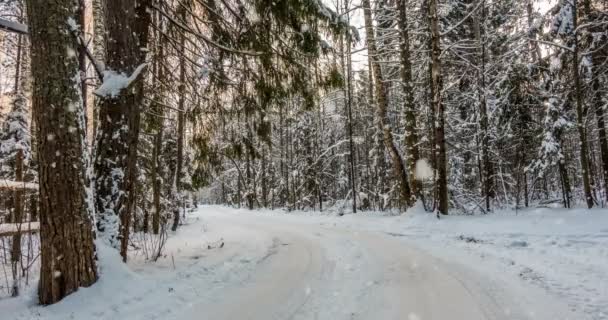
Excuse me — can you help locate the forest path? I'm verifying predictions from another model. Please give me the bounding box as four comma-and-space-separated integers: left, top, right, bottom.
177, 207, 569, 320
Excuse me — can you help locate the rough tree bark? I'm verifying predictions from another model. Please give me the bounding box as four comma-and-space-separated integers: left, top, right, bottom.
94, 0, 152, 261
398, 0, 421, 203
473, 0, 493, 211
572, 0, 594, 208
10, 150, 24, 297
362, 0, 413, 209
92, 0, 105, 138
151, 10, 166, 235
173, 0, 190, 231
593, 68, 608, 203
77, 0, 88, 131
588, 8, 608, 203
25, 0, 98, 304
339, 1, 357, 213
429, 0, 449, 214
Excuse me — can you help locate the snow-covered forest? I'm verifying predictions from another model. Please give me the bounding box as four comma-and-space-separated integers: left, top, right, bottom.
0, 0, 607, 319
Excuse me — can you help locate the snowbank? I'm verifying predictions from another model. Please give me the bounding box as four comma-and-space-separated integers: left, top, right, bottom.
0, 210, 276, 320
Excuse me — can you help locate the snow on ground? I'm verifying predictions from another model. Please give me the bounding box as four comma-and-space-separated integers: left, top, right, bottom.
264, 204, 608, 320
1, 212, 276, 320
1, 204, 606, 320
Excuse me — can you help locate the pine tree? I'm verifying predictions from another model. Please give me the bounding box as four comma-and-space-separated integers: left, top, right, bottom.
94, 0, 152, 261
25, 0, 98, 304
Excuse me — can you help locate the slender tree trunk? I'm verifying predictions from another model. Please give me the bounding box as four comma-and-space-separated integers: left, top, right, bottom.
279, 102, 287, 207
340, 7, 357, 213
427, 48, 437, 211
572, 0, 594, 208
26, 0, 98, 303
92, 0, 105, 138
588, 12, 608, 204
173, 0, 189, 231
14, 30, 23, 93
429, 0, 449, 214
11, 14, 25, 295
261, 150, 268, 208
559, 162, 572, 208
473, 0, 492, 211
152, 125, 164, 234
362, 0, 413, 209
11, 150, 24, 297
399, 0, 421, 203
94, 0, 151, 261
77, 0, 88, 134
594, 73, 608, 203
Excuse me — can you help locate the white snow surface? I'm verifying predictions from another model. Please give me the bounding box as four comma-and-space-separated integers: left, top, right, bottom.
1, 205, 606, 320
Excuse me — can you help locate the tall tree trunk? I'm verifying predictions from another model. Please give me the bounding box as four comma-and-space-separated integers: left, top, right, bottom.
399, 0, 421, 203
92, 0, 105, 138
362, 0, 413, 209
572, 0, 594, 208
429, 0, 449, 214
94, 0, 151, 261
11, 150, 24, 297
588, 10, 608, 204
152, 125, 164, 234
11, 15, 25, 296
26, 0, 98, 304
151, 13, 165, 234
77, 0, 88, 134
173, 0, 189, 231
594, 72, 608, 203
473, 0, 492, 211
559, 162, 572, 208
340, 3, 357, 213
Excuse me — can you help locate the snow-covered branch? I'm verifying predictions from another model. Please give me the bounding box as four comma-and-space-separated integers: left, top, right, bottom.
94, 63, 149, 98
66, 17, 106, 80
0, 222, 40, 237
0, 179, 39, 191
0, 18, 28, 35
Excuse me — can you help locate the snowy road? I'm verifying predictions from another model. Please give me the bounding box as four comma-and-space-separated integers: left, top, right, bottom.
178, 207, 578, 320
4, 206, 595, 320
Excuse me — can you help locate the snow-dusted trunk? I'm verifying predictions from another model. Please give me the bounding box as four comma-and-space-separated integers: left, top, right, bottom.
91, 0, 105, 137
171, 0, 190, 231
77, 0, 88, 133
338, 0, 357, 213
92, 0, 105, 65
429, 0, 449, 215
10, 16, 26, 294
473, 0, 493, 211
10, 150, 23, 297
593, 71, 608, 203
571, 0, 594, 208
362, 0, 413, 209
25, 0, 98, 304
338, 24, 357, 213
174, 34, 186, 229
589, 12, 608, 203
94, 0, 151, 261
398, 0, 420, 203
152, 125, 164, 234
